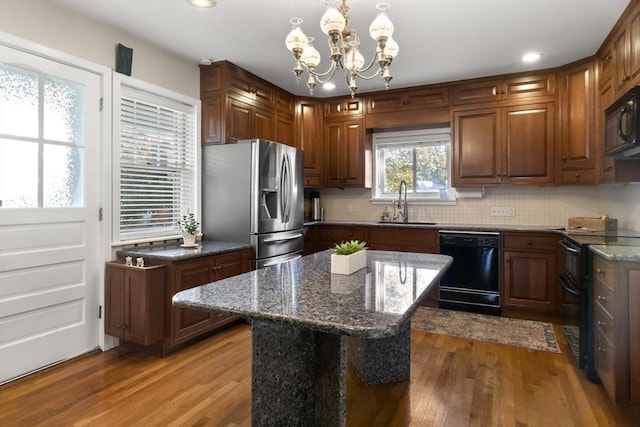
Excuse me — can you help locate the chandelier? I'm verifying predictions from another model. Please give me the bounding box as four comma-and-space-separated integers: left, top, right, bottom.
285, 0, 399, 97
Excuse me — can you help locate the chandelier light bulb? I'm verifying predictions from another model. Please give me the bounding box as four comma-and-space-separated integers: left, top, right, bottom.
301, 37, 322, 67
344, 45, 365, 71
384, 36, 399, 59
285, 18, 309, 52
369, 3, 394, 41
320, 0, 347, 35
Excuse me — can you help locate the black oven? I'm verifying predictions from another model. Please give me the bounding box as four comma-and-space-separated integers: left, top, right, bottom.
605, 86, 640, 158
558, 238, 599, 382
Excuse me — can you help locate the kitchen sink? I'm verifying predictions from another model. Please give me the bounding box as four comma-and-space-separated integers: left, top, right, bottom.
376, 221, 437, 226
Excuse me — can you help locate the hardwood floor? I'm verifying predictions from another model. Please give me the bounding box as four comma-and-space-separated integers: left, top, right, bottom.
1, 323, 638, 427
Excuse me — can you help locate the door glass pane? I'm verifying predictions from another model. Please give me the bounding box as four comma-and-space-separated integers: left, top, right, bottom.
0, 139, 38, 207
44, 76, 84, 144
0, 64, 39, 138
43, 144, 84, 207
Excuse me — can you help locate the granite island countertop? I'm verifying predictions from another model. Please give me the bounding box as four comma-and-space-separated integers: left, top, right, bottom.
116, 240, 252, 261
173, 249, 453, 339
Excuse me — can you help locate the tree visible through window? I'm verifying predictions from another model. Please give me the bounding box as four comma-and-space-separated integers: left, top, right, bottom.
373, 129, 453, 201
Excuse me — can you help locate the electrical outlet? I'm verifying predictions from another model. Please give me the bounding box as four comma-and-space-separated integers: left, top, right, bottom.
491, 207, 515, 217
347, 204, 353, 214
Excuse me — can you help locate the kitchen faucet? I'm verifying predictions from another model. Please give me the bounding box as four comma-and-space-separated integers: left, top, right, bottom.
393, 180, 408, 223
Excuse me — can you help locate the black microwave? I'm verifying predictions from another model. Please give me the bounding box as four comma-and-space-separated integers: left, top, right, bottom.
605, 86, 640, 158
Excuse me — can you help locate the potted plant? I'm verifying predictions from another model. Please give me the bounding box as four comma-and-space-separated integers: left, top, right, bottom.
331, 240, 367, 275
179, 212, 200, 246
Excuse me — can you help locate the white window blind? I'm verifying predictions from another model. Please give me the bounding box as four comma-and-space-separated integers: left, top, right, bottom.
117, 84, 197, 241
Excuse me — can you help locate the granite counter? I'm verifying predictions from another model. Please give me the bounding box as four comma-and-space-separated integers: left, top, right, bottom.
116, 240, 252, 261
173, 250, 452, 427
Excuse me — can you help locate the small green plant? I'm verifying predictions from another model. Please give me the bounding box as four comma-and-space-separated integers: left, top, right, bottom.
179, 212, 200, 235
334, 240, 367, 255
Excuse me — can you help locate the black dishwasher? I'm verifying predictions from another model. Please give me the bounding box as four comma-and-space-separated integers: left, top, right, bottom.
438, 231, 501, 315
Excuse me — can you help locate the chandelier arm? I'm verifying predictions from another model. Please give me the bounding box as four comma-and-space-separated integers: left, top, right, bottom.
301, 60, 339, 79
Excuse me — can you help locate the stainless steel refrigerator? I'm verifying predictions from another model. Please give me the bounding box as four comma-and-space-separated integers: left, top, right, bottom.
203, 139, 304, 268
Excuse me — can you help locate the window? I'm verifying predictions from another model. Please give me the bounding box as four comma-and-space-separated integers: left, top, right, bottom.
371, 128, 453, 202
0, 63, 87, 208
113, 75, 199, 243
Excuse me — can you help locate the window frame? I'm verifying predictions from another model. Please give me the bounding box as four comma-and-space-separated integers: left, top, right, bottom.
371, 128, 455, 204
112, 73, 201, 245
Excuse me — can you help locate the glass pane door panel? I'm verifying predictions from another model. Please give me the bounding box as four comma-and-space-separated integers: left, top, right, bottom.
44, 76, 84, 144
43, 145, 84, 207
0, 139, 38, 207
0, 64, 39, 138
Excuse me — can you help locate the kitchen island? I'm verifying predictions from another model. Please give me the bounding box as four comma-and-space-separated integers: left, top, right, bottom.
173, 249, 452, 427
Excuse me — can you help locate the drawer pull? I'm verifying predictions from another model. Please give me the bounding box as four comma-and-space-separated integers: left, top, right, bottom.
597, 320, 605, 327
526, 240, 533, 245
597, 295, 606, 301
597, 346, 606, 353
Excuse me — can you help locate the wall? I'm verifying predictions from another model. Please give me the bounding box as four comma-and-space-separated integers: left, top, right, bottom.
317, 183, 640, 231
0, 0, 199, 98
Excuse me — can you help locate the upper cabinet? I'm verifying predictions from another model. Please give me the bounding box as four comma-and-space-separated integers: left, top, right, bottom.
323, 116, 367, 188
453, 73, 556, 105
558, 59, 597, 185
323, 97, 364, 118
296, 98, 323, 187
612, 3, 640, 96
364, 85, 451, 129
200, 61, 292, 145
453, 103, 555, 187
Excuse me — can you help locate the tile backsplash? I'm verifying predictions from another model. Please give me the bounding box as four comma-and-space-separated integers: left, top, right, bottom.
311, 183, 640, 230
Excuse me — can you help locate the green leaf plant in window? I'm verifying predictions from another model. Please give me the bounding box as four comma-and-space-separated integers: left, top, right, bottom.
179, 212, 200, 247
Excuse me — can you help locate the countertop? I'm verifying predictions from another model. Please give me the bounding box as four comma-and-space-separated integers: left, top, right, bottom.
116, 240, 252, 261
173, 250, 453, 339
589, 245, 640, 262
305, 220, 640, 262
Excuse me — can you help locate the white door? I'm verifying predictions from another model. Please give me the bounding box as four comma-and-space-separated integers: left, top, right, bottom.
0, 45, 101, 383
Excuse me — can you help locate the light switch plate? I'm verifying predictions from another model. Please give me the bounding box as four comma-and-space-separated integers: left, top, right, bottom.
491, 207, 515, 217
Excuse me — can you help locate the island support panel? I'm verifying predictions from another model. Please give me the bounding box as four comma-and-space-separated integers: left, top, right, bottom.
252, 319, 347, 427
347, 321, 411, 385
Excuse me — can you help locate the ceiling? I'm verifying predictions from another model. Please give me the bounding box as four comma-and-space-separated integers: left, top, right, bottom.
53, 0, 630, 98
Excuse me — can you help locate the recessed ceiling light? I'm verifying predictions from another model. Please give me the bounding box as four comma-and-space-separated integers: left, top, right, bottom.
323, 82, 336, 91
186, 0, 217, 8
522, 52, 542, 63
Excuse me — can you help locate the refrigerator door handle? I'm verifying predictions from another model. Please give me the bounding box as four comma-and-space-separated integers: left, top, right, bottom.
263, 233, 303, 243
280, 153, 292, 223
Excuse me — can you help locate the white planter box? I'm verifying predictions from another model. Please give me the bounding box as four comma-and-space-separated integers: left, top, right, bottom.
331, 250, 367, 275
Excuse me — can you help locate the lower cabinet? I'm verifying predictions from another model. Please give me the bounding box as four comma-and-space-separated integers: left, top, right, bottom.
106, 248, 251, 355
592, 254, 640, 406
105, 262, 166, 346
366, 227, 438, 253
165, 249, 251, 352
501, 233, 560, 313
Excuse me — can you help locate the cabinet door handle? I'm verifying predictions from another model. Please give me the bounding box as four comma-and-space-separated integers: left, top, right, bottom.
596, 268, 604, 274
574, 173, 580, 178
371, 100, 375, 110
597, 295, 606, 301
622, 75, 630, 81
336, 104, 342, 112
526, 240, 533, 245
492, 86, 497, 96
597, 346, 606, 353
604, 165, 613, 171
597, 320, 605, 327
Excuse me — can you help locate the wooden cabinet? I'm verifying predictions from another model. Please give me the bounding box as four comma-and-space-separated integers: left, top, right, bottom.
323, 117, 366, 187
314, 225, 369, 252
199, 61, 290, 145
592, 254, 640, 406
105, 262, 165, 346
227, 96, 275, 144
366, 227, 438, 253
558, 59, 597, 185
597, 62, 617, 183
502, 233, 559, 313
453, 73, 555, 105
612, 3, 640, 96
165, 249, 250, 351
452, 103, 556, 186
296, 98, 323, 187
323, 97, 363, 118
